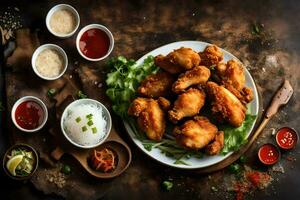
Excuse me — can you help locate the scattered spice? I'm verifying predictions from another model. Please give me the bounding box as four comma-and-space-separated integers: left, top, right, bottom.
230, 166, 273, 200
286, 156, 296, 162
46, 165, 67, 188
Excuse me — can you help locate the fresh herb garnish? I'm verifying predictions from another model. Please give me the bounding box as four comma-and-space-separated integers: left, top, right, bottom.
75, 117, 81, 123
82, 126, 87, 132
47, 88, 57, 98
220, 114, 257, 154
252, 22, 262, 35
162, 180, 173, 191
239, 155, 247, 163
228, 163, 241, 174
106, 56, 159, 118
77, 90, 87, 99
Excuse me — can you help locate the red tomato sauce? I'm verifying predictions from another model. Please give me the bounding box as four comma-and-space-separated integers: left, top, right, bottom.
79, 28, 110, 59
276, 127, 298, 149
258, 144, 280, 165
15, 101, 44, 130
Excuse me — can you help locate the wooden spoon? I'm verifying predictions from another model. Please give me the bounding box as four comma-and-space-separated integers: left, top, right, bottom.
196, 80, 294, 173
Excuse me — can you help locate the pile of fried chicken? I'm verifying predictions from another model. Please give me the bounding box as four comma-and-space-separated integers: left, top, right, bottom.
128, 45, 254, 155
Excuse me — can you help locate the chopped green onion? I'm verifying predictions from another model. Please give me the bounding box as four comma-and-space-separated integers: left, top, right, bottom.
75, 117, 81, 123
86, 114, 93, 119
87, 120, 93, 126
82, 126, 87, 132
92, 127, 97, 134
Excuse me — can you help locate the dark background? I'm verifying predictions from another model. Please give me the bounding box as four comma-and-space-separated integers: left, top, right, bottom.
1, 0, 300, 199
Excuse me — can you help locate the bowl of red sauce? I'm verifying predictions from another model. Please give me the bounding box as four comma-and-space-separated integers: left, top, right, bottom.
76, 24, 114, 61
258, 143, 280, 165
276, 127, 298, 150
11, 96, 48, 132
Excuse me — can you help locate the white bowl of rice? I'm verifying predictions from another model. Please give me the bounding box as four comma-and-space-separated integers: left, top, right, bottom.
32, 44, 68, 80
61, 99, 112, 149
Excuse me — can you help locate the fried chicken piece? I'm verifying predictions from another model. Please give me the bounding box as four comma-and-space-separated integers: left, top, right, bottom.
199, 45, 223, 67
157, 97, 171, 110
154, 55, 183, 74
172, 65, 211, 93
173, 116, 218, 150
206, 81, 246, 127
155, 47, 201, 74
216, 60, 254, 104
128, 98, 166, 141
168, 88, 205, 123
224, 84, 254, 104
138, 71, 175, 98
218, 60, 245, 91
205, 131, 224, 155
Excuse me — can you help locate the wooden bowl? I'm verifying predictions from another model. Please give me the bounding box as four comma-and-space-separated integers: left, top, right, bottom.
3, 143, 39, 180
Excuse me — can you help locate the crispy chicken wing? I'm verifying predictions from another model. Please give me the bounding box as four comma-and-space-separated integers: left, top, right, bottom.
128, 97, 166, 141
168, 88, 205, 123
138, 71, 175, 98
205, 131, 224, 155
172, 65, 211, 93
206, 81, 246, 127
217, 60, 245, 91
173, 116, 218, 150
155, 47, 200, 74
216, 60, 254, 104
199, 45, 223, 67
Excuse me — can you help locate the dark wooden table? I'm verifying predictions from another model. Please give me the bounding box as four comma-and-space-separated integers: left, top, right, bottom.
1, 0, 300, 199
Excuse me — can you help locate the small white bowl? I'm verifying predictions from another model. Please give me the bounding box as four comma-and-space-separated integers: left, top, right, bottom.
32, 44, 68, 80
11, 96, 48, 133
76, 24, 114, 61
46, 4, 80, 38
60, 99, 112, 149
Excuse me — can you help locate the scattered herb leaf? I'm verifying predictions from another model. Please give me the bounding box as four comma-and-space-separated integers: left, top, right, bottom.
211, 186, 218, 192
162, 180, 173, 191
61, 164, 71, 175
228, 163, 241, 174
77, 90, 87, 99
47, 88, 56, 98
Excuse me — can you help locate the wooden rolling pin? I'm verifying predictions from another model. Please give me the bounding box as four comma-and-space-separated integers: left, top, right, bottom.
197, 80, 294, 173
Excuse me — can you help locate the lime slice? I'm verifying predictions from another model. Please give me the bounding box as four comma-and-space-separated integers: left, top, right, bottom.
6, 155, 24, 176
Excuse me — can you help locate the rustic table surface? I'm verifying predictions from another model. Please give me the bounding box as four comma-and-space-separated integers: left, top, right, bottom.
1, 0, 300, 199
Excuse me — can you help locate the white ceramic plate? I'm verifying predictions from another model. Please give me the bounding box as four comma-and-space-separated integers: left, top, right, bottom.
124, 41, 259, 169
